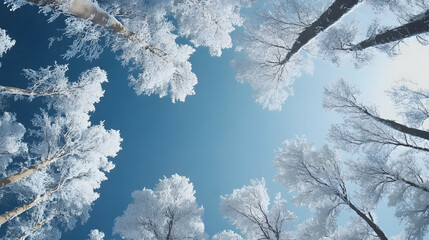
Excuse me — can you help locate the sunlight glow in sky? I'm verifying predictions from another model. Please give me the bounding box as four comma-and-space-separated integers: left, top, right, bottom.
0, 1, 428, 239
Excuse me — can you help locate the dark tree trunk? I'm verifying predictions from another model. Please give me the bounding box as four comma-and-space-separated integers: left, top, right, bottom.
280, 0, 361, 64
372, 115, 429, 141
347, 200, 389, 240
351, 9, 429, 50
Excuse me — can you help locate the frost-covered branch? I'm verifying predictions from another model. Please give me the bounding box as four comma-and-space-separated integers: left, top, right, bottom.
220, 179, 295, 240
324, 79, 429, 141
275, 137, 388, 240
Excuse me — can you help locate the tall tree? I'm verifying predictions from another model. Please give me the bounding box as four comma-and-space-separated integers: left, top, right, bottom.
0, 60, 122, 238
5, 0, 254, 102
324, 79, 429, 239
219, 179, 296, 240
0, 115, 121, 239
275, 137, 388, 240
0, 64, 111, 187
113, 174, 207, 240
319, 0, 429, 64
235, 0, 364, 110
235, 0, 429, 110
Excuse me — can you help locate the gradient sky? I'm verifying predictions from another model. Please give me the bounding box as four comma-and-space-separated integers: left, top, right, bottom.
1, 2, 428, 239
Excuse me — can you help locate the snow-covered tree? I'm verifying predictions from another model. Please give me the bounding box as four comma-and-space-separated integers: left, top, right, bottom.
0, 59, 122, 239
0, 113, 122, 239
113, 174, 206, 240
235, 0, 429, 110
219, 179, 296, 240
5, 0, 254, 103
320, 0, 429, 64
348, 150, 429, 239
0, 63, 114, 188
235, 0, 363, 110
274, 137, 388, 240
323, 79, 429, 239
0, 28, 15, 68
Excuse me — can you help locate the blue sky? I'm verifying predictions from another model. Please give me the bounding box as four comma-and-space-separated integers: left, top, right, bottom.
1, 1, 428, 239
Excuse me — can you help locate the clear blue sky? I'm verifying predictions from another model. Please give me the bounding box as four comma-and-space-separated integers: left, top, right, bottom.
0, 2, 406, 239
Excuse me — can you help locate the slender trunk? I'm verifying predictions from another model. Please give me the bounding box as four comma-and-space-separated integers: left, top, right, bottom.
166, 217, 174, 240
346, 200, 388, 240
0, 185, 58, 226
26, 0, 165, 59
0, 85, 63, 96
0, 152, 70, 188
350, 9, 429, 51
280, 0, 360, 65
370, 114, 429, 141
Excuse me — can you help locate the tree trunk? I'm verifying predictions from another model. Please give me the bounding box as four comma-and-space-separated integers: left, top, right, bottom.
371, 114, 429, 141
350, 9, 429, 51
0, 85, 63, 96
26, 0, 165, 59
0, 185, 58, 226
346, 200, 388, 240
280, 0, 361, 65
0, 152, 70, 188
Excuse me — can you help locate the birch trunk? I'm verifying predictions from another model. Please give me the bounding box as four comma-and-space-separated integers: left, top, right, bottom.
350, 9, 429, 51
26, 0, 165, 58
0, 185, 58, 226
0, 85, 64, 96
280, 0, 360, 65
0, 152, 70, 188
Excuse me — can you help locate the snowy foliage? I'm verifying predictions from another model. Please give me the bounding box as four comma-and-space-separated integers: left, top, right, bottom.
0, 112, 122, 239
348, 150, 429, 239
169, 0, 255, 57
0, 112, 27, 177
11, 0, 253, 102
323, 79, 429, 239
274, 136, 388, 239
0, 64, 108, 126
220, 178, 295, 240
88, 229, 105, 240
0, 28, 15, 68
61, 17, 106, 61
389, 82, 429, 128
212, 230, 244, 240
324, 79, 429, 153
275, 137, 346, 210
0, 59, 121, 239
0, 28, 15, 58
235, 0, 322, 110
318, 22, 374, 68
114, 174, 206, 240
